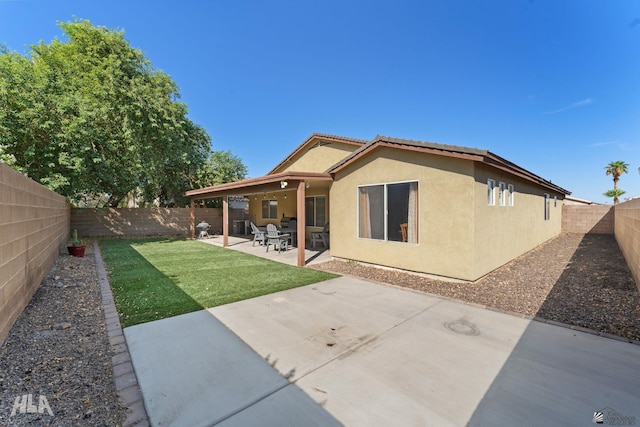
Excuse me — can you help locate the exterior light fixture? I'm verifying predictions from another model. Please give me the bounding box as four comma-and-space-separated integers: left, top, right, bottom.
280, 180, 288, 189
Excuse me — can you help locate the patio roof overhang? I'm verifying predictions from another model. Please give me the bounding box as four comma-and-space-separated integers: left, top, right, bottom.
185, 171, 333, 200
186, 171, 333, 267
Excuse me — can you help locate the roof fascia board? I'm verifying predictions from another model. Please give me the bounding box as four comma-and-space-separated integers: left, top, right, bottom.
186, 171, 332, 199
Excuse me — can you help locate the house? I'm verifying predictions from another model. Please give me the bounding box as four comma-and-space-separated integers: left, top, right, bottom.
186, 133, 570, 281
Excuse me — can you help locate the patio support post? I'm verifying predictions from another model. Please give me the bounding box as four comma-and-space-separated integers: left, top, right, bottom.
297, 180, 306, 267
190, 198, 195, 239
222, 195, 229, 247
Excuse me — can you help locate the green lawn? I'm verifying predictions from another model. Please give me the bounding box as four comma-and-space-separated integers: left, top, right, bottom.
99, 238, 338, 327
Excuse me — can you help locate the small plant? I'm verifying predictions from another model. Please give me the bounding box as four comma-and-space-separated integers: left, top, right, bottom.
71, 229, 82, 247
67, 229, 86, 257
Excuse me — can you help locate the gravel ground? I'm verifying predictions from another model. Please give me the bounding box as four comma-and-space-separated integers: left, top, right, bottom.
0, 243, 126, 426
311, 233, 640, 342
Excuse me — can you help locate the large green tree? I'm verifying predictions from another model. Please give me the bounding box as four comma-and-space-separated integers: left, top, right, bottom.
0, 19, 212, 207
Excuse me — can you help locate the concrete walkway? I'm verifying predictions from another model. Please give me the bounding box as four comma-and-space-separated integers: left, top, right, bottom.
124, 277, 640, 426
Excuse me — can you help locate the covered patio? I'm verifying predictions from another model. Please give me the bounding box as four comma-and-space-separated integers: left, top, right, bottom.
197, 234, 332, 266
185, 171, 332, 267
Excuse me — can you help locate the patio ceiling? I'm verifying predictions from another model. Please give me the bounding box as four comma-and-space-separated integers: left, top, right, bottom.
185, 171, 333, 200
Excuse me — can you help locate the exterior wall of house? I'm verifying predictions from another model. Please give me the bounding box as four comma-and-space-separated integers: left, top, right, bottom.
472, 164, 564, 279
330, 147, 477, 280
276, 141, 361, 173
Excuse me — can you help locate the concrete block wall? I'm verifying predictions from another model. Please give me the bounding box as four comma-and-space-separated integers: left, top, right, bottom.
562, 205, 614, 234
70, 207, 246, 237
614, 198, 640, 291
0, 163, 70, 345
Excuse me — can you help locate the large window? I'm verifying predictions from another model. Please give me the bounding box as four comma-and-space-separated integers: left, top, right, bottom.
261, 200, 278, 219
358, 181, 418, 243
305, 196, 326, 227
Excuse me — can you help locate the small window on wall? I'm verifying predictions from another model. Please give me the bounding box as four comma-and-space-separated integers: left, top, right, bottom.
498, 182, 506, 206
554, 196, 557, 207
544, 194, 550, 220
507, 184, 514, 206
487, 179, 496, 206
261, 200, 278, 219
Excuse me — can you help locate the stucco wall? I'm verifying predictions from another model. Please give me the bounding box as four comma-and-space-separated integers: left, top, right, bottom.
562, 205, 614, 234
472, 164, 564, 279
330, 147, 476, 280
278, 141, 360, 173
614, 199, 640, 291
0, 163, 70, 345
70, 208, 228, 237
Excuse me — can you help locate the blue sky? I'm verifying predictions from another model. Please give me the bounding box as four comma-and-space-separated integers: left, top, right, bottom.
1, 0, 639, 203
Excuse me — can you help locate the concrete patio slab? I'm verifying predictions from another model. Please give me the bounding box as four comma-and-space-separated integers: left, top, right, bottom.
210, 277, 640, 426
123, 310, 341, 427
196, 235, 331, 266
126, 276, 640, 426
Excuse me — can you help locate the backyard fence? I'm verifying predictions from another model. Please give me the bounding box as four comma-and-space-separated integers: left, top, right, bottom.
561, 205, 614, 234
70, 207, 246, 237
0, 163, 70, 345
614, 199, 640, 291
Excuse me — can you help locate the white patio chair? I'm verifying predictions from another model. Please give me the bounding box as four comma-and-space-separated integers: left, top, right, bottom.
250, 222, 267, 246
265, 223, 290, 253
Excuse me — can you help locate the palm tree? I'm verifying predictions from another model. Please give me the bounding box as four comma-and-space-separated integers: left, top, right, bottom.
604, 188, 626, 205
604, 161, 629, 190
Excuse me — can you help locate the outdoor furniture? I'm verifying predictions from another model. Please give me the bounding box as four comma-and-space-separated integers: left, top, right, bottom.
250, 222, 267, 246
311, 222, 329, 249
279, 219, 297, 246
265, 223, 290, 253
400, 223, 408, 242
196, 221, 211, 239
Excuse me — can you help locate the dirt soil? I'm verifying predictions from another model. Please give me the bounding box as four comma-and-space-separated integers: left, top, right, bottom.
311, 233, 640, 342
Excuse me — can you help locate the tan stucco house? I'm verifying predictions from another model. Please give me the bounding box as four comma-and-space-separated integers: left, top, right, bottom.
186, 133, 570, 281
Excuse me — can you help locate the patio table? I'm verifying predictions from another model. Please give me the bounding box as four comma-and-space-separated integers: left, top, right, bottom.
279, 228, 297, 246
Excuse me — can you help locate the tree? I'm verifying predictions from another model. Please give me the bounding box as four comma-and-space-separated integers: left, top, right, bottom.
0, 19, 211, 207
604, 188, 626, 205
604, 161, 629, 191
193, 150, 248, 207
199, 150, 248, 186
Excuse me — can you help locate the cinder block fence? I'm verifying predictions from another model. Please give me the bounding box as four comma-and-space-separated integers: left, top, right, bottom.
0, 164, 70, 344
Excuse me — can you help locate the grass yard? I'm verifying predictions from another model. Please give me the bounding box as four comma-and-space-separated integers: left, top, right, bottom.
100, 238, 338, 327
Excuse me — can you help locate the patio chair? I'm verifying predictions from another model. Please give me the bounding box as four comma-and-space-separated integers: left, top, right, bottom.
196, 221, 211, 239
265, 223, 290, 253
250, 222, 266, 246
310, 222, 329, 249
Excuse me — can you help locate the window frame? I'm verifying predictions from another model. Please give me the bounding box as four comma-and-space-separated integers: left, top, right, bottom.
544, 193, 550, 221
305, 195, 327, 227
261, 199, 278, 219
498, 182, 506, 206
507, 184, 514, 206
487, 179, 496, 206
357, 180, 419, 243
